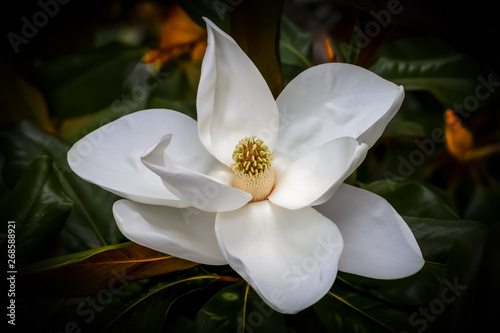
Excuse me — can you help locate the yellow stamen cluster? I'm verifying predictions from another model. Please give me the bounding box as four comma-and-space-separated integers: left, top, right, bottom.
231, 137, 274, 202
231, 137, 273, 177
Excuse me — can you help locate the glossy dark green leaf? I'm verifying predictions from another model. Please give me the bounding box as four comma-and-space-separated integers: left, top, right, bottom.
404, 216, 487, 263
314, 281, 415, 333
192, 281, 287, 333
368, 52, 489, 108
369, 37, 456, 62
361, 179, 459, 220
53, 162, 124, 250
337, 262, 445, 306
20, 242, 198, 297
0, 122, 68, 188
230, 0, 284, 98
44, 267, 219, 333
0, 122, 123, 251
3, 156, 72, 266
177, 0, 230, 32
35, 43, 146, 118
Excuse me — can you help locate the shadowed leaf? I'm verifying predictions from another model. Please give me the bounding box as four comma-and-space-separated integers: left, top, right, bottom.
20, 242, 198, 297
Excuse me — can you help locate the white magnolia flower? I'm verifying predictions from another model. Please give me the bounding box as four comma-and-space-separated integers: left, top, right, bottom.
68, 18, 424, 314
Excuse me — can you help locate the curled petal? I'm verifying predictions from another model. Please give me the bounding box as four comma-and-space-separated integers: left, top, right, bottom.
113, 199, 227, 265
68, 109, 202, 206
315, 184, 424, 279
269, 137, 367, 209
275, 63, 404, 167
142, 135, 251, 212
215, 200, 343, 314
197, 17, 279, 167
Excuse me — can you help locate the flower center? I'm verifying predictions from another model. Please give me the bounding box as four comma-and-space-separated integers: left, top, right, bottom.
231, 136, 274, 202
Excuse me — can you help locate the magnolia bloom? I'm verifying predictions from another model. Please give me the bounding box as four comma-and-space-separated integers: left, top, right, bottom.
68, 18, 424, 314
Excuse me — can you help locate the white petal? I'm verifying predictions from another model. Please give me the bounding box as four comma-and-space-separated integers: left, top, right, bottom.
215, 200, 343, 314
269, 137, 367, 210
113, 199, 227, 265
315, 184, 424, 279
68, 109, 203, 206
142, 135, 251, 212
196, 17, 280, 167
275, 63, 404, 166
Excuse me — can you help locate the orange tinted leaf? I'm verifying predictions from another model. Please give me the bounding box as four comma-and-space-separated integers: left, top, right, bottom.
143, 1, 207, 65
445, 109, 473, 161
20, 242, 198, 297
324, 38, 336, 63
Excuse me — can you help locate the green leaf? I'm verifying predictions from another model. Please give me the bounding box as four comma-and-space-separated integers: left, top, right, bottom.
361, 179, 460, 220
192, 281, 287, 333
337, 262, 445, 307
44, 267, 220, 333
370, 37, 456, 62
314, 281, 415, 333
0, 122, 68, 188
404, 217, 487, 264
147, 98, 197, 120
3, 156, 72, 266
20, 242, 198, 297
35, 43, 146, 118
147, 60, 201, 104
279, 15, 313, 68
177, 0, 231, 32
368, 53, 489, 107
279, 15, 313, 86
53, 162, 123, 248
0, 122, 123, 251
59, 62, 165, 144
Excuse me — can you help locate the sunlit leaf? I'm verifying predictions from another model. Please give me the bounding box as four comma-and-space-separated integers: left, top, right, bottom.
143, 2, 207, 65
20, 242, 198, 297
